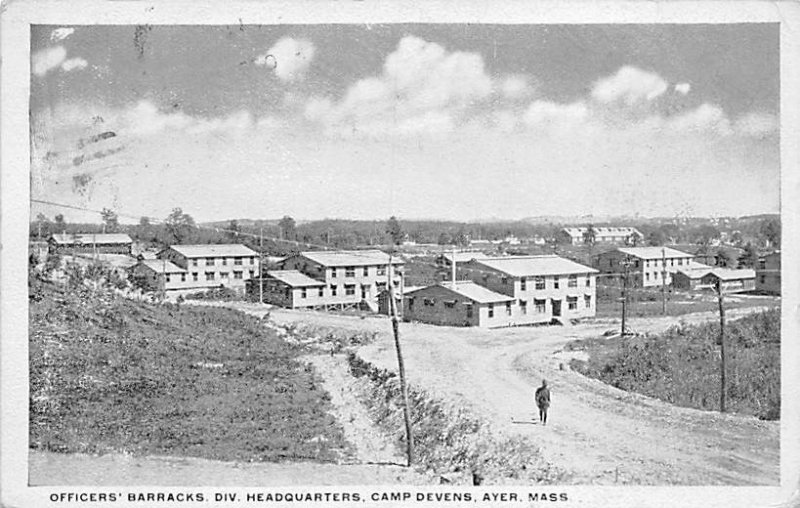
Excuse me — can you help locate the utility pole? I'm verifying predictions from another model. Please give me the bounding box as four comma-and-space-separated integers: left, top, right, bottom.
259, 227, 264, 305
451, 245, 457, 285
661, 247, 667, 315
387, 254, 414, 467
716, 278, 726, 413
620, 256, 632, 336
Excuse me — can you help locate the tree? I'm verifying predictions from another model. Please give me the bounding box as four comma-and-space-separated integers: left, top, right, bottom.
385, 216, 404, 246
626, 232, 642, 247
227, 219, 241, 241
759, 218, 781, 248
100, 208, 119, 233
454, 228, 470, 248
35, 213, 52, 239
54, 214, 66, 234
164, 208, 196, 244
437, 231, 453, 245
646, 229, 666, 247
741, 242, 759, 268
279, 216, 296, 241
693, 225, 721, 246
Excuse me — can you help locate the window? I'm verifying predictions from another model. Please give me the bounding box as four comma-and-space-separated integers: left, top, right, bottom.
181, 273, 186, 282
567, 296, 578, 310
377, 266, 386, 276
553, 277, 560, 289
408, 297, 415, 309
534, 299, 546, 313
758, 260, 766, 270
234, 257, 243, 265
488, 304, 494, 318
670, 259, 675, 266
331, 267, 337, 278
465, 304, 473, 318
585, 276, 591, 287
318, 287, 324, 297
501, 276, 508, 285
568, 275, 577, 287
330, 285, 338, 296
345, 284, 356, 296
646, 273, 650, 281
345, 266, 355, 277
363, 266, 369, 276
534, 276, 545, 290
192, 259, 198, 267
222, 258, 228, 266
520, 300, 527, 314
520, 277, 527, 291
376, 282, 387, 292
301, 288, 307, 299
206, 272, 215, 281
584, 295, 592, 308
361, 285, 368, 299
165, 274, 171, 283
220, 272, 229, 279
192, 273, 199, 281
234, 271, 243, 279
444, 300, 456, 308
634, 260, 640, 268
424, 298, 435, 307
206, 258, 215, 266
506, 302, 512, 315
760, 275, 766, 284
678, 258, 684, 266
250, 257, 255, 265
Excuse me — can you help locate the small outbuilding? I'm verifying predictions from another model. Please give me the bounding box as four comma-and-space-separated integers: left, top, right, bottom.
403, 281, 515, 328
247, 270, 326, 308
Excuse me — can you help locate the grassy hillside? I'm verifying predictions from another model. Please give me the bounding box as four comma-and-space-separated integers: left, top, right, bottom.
29, 280, 350, 462
568, 309, 780, 420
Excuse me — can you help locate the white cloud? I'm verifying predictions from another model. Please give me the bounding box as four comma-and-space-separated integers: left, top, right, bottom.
666, 103, 731, 135
734, 112, 778, 137
591, 66, 669, 105
33, 46, 67, 76
674, 82, 691, 95
501, 76, 530, 99
257, 38, 315, 82
50, 27, 75, 42
61, 58, 88, 73
305, 35, 492, 137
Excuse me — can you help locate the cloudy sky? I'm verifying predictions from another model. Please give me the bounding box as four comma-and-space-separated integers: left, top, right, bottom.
30, 24, 779, 223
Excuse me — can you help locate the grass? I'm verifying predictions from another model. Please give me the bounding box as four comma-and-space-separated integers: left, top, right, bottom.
29, 278, 351, 462
567, 308, 780, 420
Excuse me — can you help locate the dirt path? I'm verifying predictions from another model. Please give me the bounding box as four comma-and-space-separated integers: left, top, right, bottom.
258, 306, 779, 486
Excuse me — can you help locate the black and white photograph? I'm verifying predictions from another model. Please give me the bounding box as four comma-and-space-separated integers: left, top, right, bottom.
2, 2, 799, 507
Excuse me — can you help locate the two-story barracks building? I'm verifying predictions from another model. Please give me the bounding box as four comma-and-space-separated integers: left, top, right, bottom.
153, 244, 260, 291
594, 247, 697, 287
261, 250, 405, 309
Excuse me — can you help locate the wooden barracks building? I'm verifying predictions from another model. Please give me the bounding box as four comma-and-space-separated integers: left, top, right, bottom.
248, 250, 405, 310
594, 247, 697, 287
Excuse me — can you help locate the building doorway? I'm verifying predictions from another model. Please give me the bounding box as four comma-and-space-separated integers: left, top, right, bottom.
551, 299, 561, 317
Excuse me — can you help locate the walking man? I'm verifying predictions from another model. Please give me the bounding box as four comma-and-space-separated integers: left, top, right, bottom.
535, 379, 550, 425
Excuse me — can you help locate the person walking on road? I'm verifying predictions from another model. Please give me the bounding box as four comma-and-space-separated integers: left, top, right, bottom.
535, 379, 550, 425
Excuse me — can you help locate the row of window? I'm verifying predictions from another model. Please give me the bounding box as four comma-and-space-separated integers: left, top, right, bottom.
165, 270, 254, 283
330, 266, 392, 278
517, 275, 592, 291
189, 256, 257, 267
408, 295, 592, 317
293, 281, 399, 299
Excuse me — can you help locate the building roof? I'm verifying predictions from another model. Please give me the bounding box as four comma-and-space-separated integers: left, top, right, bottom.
708, 268, 756, 281
167, 244, 258, 258
471, 255, 597, 277
562, 227, 641, 237
440, 251, 489, 263
266, 270, 325, 287
676, 267, 714, 279
616, 247, 695, 260
299, 249, 404, 267
50, 233, 132, 245
137, 259, 187, 273
407, 281, 514, 304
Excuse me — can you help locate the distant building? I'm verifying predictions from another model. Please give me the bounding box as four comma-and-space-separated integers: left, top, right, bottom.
156, 244, 260, 291
403, 281, 516, 328
434, 251, 488, 268
458, 255, 598, 324
673, 267, 755, 293
594, 247, 697, 287
48, 233, 133, 255
756, 251, 781, 294
246, 270, 326, 309
276, 250, 404, 310
557, 227, 642, 245
130, 259, 190, 291
692, 246, 744, 267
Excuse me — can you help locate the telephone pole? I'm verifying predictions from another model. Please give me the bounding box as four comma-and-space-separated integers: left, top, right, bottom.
387, 254, 414, 467
716, 278, 726, 413
620, 256, 632, 336
661, 247, 667, 315
259, 227, 264, 305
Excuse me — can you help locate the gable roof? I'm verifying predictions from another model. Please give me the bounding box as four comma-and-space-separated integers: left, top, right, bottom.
50, 233, 132, 245
407, 281, 514, 304
265, 270, 325, 287
616, 247, 695, 260
471, 255, 597, 277
440, 251, 489, 263
708, 268, 756, 281
298, 249, 404, 267
137, 260, 187, 273
167, 244, 258, 258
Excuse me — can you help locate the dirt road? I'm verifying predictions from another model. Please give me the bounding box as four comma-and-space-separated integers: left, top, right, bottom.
260, 306, 779, 486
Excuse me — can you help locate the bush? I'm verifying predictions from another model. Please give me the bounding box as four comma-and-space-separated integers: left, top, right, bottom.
184, 286, 241, 301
